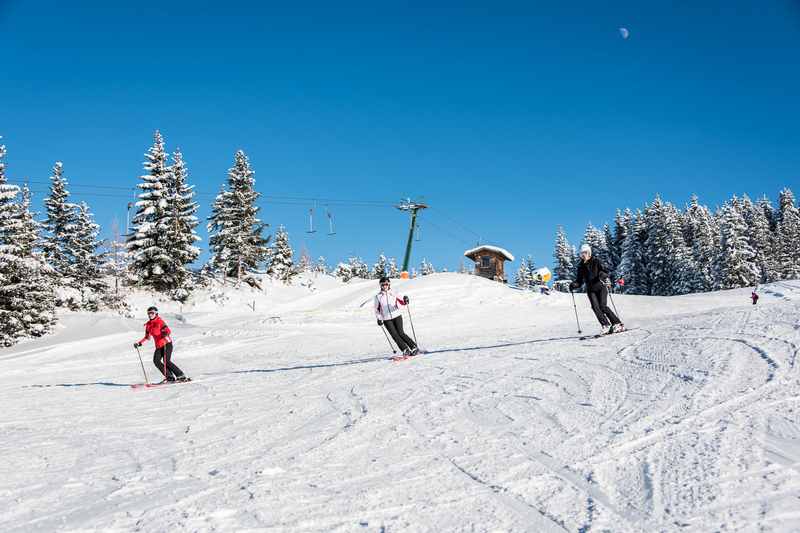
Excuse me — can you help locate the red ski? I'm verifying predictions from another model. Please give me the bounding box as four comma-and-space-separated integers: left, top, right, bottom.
131, 378, 192, 389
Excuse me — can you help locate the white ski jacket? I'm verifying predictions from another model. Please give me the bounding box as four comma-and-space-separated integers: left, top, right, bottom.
374, 290, 406, 321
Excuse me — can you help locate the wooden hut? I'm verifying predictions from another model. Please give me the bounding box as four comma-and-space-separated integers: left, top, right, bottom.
464, 245, 515, 282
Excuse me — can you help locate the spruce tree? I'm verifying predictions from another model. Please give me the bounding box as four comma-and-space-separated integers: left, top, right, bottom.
18, 186, 41, 257
42, 161, 79, 280
617, 210, 649, 294
684, 195, 717, 292
388, 258, 399, 278
207, 150, 270, 277
127, 131, 173, 291
72, 202, 108, 309
0, 141, 56, 345
553, 226, 574, 282
162, 148, 201, 299
372, 254, 388, 279
346, 257, 368, 279
741, 195, 775, 283
643, 197, 693, 295
266, 225, 295, 282
583, 223, 611, 268
715, 199, 759, 289
421, 259, 436, 275
776, 189, 800, 280
314, 256, 329, 274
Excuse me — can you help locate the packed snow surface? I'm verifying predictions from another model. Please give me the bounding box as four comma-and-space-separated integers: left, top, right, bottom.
2, 274, 800, 532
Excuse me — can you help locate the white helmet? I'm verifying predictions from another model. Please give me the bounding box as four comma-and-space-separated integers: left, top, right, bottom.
579, 244, 592, 256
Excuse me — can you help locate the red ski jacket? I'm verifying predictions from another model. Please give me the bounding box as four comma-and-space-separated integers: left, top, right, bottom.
138, 316, 172, 349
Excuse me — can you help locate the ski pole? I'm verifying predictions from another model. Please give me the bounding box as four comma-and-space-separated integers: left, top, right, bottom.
405, 304, 419, 347
570, 289, 582, 334
380, 324, 397, 354
608, 290, 622, 323
134, 345, 150, 384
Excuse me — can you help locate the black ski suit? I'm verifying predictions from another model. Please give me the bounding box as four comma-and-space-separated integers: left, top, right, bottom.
570, 256, 621, 327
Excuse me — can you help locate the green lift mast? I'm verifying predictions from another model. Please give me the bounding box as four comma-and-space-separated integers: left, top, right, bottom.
396, 199, 428, 277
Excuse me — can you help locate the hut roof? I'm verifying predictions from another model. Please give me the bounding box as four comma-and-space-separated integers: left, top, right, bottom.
463, 245, 515, 262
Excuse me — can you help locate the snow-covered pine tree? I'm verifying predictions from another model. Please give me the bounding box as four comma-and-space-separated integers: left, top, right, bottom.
714, 199, 759, 289
515, 260, 530, 289
683, 195, 717, 292
162, 148, 201, 300
0, 140, 56, 345
583, 223, 611, 268
756, 196, 780, 282
333, 261, 353, 282
17, 186, 41, 257
776, 189, 800, 280
72, 202, 108, 310
777, 188, 795, 225
388, 257, 399, 278
553, 226, 574, 282
42, 161, 79, 281
347, 256, 369, 279
313, 256, 329, 274
612, 210, 629, 276
603, 223, 618, 280
643, 197, 694, 295
127, 131, 174, 291
207, 150, 270, 278
741, 194, 775, 284
104, 219, 131, 294
296, 248, 312, 273
266, 225, 295, 283
420, 258, 435, 276
372, 254, 388, 279
514, 255, 536, 289
617, 210, 649, 294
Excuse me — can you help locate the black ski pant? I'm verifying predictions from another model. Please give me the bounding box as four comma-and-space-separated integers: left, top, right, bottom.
383, 316, 416, 352
587, 285, 621, 327
153, 343, 184, 379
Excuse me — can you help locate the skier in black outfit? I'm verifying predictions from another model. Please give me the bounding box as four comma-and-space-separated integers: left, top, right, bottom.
570, 244, 624, 335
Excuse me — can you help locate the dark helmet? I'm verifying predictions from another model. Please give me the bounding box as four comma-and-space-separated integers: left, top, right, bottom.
147, 306, 158, 313
378, 276, 390, 285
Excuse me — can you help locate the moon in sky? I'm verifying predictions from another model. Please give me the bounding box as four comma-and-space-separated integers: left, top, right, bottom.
619, 27, 630, 40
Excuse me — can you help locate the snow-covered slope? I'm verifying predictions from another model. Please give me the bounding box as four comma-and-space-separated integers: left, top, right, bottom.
2, 275, 799, 532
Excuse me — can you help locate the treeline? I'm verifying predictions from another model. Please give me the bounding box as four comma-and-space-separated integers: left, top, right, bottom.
553, 190, 800, 295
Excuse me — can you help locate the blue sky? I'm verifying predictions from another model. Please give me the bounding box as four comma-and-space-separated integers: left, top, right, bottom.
1, 1, 798, 273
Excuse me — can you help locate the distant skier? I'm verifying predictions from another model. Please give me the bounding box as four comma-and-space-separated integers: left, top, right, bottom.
134, 306, 189, 383
375, 277, 418, 356
751, 290, 759, 305
570, 244, 624, 335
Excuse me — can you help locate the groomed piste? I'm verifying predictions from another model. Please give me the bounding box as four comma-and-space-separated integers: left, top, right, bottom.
2, 273, 799, 532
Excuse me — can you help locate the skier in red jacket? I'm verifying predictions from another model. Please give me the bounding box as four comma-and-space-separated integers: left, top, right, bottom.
134, 306, 189, 383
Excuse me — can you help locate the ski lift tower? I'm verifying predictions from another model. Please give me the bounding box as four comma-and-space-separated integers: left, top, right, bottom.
396, 198, 428, 278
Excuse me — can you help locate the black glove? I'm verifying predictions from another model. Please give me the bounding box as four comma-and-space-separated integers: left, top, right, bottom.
569, 282, 579, 291
161, 326, 169, 335
377, 319, 383, 326
134, 342, 142, 348
403, 295, 410, 304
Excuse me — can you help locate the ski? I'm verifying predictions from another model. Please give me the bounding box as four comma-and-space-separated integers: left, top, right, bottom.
131, 377, 192, 389
579, 327, 634, 341
389, 350, 427, 362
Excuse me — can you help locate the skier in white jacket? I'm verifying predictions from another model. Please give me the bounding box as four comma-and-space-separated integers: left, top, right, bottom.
374, 276, 418, 356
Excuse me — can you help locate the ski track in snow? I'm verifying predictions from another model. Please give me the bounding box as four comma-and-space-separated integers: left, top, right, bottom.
1, 274, 800, 532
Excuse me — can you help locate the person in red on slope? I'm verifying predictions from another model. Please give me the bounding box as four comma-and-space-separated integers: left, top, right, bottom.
751, 290, 759, 305
134, 306, 188, 383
